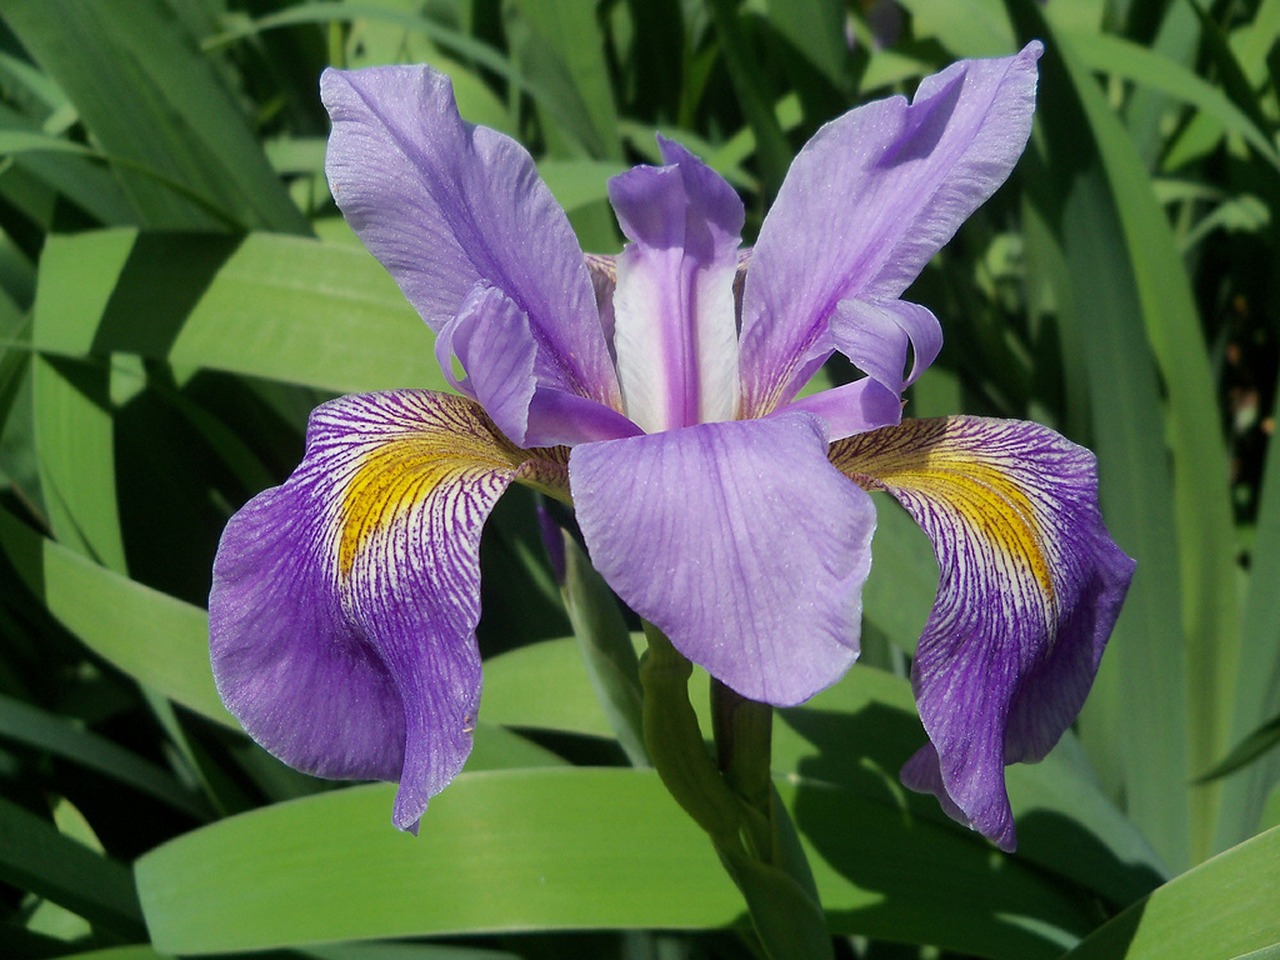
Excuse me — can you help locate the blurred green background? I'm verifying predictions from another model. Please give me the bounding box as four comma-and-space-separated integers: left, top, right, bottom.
0, 0, 1278, 958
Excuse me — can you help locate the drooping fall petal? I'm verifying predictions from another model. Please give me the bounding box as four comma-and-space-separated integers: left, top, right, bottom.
572, 413, 876, 706
830, 415, 1133, 850
209, 390, 568, 831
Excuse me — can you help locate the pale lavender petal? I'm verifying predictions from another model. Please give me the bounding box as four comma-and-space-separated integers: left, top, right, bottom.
435, 283, 537, 444
571, 413, 876, 706
322, 66, 619, 409
830, 415, 1134, 850
782, 377, 903, 440
738, 43, 1041, 416
209, 391, 568, 831
834, 298, 943, 394
436, 282, 641, 447
525, 389, 643, 446
608, 137, 743, 432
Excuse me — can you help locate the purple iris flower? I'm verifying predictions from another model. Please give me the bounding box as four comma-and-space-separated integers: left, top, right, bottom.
209, 41, 1134, 852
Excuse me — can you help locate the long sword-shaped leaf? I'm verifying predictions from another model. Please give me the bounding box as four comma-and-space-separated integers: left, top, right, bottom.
1058, 826, 1280, 960
33, 229, 446, 396
1, 0, 307, 232
135, 768, 1094, 959
1011, 0, 1242, 866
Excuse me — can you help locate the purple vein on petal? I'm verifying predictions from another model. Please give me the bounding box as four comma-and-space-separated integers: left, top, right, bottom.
830, 414, 1133, 850
209, 390, 569, 832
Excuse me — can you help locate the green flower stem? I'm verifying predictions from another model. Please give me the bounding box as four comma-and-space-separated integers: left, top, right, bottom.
640, 623, 833, 960
639, 622, 741, 843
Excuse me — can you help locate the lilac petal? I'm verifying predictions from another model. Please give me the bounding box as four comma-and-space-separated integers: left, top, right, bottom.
830, 416, 1134, 850
434, 282, 639, 447
782, 377, 904, 440
322, 66, 619, 409
833, 298, 943, 394
571, 413, 876, 706
738, 43, 1041, 416
607, 137, 744, 432
435, 283, 537, 443
209, 391, 569, 831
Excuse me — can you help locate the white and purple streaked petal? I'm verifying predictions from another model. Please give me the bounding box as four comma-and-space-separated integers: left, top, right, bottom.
830, 416, 1134, 850
833, 298, 943, 394
572, 414, 876, 707
737, 43, 1041, 416
209, 391, 569, 832
608, 137, 744, 432
322, 66, 619, 409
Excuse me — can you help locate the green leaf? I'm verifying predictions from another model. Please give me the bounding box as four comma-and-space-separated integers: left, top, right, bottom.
33, 229, 447, 396
708, 0, 793, 197
135, 768, 1093, 958
1008, 0, 1245, 868
0, 0, 308, 232
536, 160, 628, 215
1198, 714, 1280, 785
559, 534, 647, 765
32, 355, 126, 571
762, 0, 852, 95
505, 0, 622, 159
0, 693, 211, 819
0, 794, 145, 940
484, 638, 1168, 905
0, 504, 233, 728
1220, 378, 1280, 844
1067, 30, 1280, 175
1059, 826, 1280, 960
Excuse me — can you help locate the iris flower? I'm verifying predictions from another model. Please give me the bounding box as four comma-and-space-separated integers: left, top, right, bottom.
210, 41, 1133, 852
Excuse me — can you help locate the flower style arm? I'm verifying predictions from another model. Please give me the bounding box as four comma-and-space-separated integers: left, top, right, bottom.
829, 416, 1135, 850
209, 391, 568, 832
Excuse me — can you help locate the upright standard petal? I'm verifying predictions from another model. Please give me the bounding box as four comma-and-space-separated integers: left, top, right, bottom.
830, 416, 1134, 850
322, 66, 620, 411
608, 137, 744, 432
737, 43, 1041, 416
572, 414, 876, 706
209, 391, 568, 831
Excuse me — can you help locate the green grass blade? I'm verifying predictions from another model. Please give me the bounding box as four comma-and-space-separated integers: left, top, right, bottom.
1012, 0, 1243, 866
0, 693, 211, 819
1218, 418, 1280, 846
31, 355, 126, 571
1067, 30, 1280, 175
485, 637, 1168, 904
506, 0, 622, 159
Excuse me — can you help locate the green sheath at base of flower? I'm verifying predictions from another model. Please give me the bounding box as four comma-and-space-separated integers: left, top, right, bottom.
640, 623, 833, 960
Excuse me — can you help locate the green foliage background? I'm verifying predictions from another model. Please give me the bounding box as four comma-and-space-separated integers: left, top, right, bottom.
0, 0, 1278, 958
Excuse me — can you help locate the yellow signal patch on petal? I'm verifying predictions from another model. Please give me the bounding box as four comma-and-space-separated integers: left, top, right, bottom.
830, 416, 1056, 600
332, 393, 568, 579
